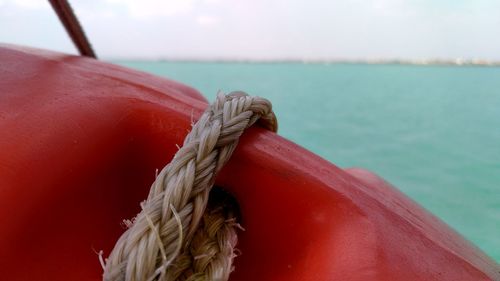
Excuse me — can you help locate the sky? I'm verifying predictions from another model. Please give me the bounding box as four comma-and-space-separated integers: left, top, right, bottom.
1, 0, 499, 61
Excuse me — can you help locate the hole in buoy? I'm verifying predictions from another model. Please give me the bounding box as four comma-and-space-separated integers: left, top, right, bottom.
207, 186, 242, 224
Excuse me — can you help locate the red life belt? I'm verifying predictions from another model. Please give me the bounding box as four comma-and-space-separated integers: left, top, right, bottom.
0, 45, 498, 281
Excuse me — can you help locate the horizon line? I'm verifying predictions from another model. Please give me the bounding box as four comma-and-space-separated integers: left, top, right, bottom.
107, 57, 500, 66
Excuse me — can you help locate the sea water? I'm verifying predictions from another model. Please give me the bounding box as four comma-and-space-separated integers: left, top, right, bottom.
116, 61, 500, 262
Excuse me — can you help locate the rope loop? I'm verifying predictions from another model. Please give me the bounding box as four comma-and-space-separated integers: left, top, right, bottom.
103, 91, 276, 281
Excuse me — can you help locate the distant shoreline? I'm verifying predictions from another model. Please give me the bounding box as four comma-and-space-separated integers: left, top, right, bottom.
111, 58, 500, 67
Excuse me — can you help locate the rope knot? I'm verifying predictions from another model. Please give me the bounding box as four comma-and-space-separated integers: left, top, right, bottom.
103, 91, 276, 281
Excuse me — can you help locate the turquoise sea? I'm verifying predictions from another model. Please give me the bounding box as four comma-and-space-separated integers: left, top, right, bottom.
116, 61, 500, 262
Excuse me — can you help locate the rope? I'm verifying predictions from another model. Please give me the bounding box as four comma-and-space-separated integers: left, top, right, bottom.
103, 91, 277, 281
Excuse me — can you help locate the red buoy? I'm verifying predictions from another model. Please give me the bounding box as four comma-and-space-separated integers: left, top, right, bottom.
0, 44, 498, 281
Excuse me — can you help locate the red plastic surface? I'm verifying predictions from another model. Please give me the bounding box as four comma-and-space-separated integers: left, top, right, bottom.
0, 44, 498, 281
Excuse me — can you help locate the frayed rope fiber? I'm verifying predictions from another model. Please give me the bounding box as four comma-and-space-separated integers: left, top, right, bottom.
102, 91, 277, 281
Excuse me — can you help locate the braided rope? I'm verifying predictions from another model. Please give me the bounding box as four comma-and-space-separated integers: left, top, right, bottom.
103, 92, 277, 281
162, 189, 241, 281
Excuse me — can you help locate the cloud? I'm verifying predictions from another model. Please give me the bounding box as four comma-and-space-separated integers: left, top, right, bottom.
196, 15, 219, 26
105, 0, 195, 19
1, 0, 500, 60
4, 0, 47, 9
